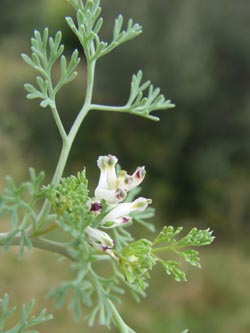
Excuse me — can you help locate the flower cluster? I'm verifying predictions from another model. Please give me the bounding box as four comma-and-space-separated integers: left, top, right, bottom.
119, 239, 157, 290
85, 155, 152, 254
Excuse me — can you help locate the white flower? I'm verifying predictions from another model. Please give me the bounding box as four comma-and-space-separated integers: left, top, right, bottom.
85, 226, 114, 251
95, 155, 146, 205
101, 197, 152, 228
87, 155, 152, 251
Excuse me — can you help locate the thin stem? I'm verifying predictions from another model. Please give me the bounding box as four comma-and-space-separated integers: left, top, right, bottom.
88, 267, 135, 333
90, 103, 128, 112
51, 141, 71, 186
36, 141, 70, 225
68, 60, 96, 142
45, 58, 68, 143
51, 104, 67, 143
90, 103, 159, 121
152, 244, 185, 253
109, 300, 136, 333
4, 236, 74, 260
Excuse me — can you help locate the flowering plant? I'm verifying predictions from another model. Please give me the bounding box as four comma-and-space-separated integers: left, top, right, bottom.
0, 1, 214, 332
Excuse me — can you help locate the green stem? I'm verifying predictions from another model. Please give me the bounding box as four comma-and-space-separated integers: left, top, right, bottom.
51, 104, 67, 143
152, 244, 184, 253
90, 103, 159, 121
45, 57, 68, 143
90, 103, 127, 112
36, 59, 96, 230
89, 267, 135, 333
6, 236, 74, 260
67, 61, 96, 143
109, 300, 136, 333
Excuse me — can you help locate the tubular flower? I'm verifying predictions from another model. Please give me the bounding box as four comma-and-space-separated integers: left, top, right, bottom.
101, 197, 152, 228
95, 155, 146, 205
85, 226, 114, 252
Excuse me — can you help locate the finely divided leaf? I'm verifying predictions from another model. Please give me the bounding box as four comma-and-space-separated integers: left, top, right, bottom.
125, 70, 175, 121
0, 294, 52, 333
22, 28, 80, 108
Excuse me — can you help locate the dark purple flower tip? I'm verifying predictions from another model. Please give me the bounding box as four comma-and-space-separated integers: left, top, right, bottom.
102, 242, 114, 251
135, 167, 145, 179
122, 217, 130, 224
90, 201, 103, 213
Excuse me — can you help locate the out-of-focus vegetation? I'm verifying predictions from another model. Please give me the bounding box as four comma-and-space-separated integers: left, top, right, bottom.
1, 1, 250, 332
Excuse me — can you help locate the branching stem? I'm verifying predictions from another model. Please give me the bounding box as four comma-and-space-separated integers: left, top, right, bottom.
37, 59, 96, 229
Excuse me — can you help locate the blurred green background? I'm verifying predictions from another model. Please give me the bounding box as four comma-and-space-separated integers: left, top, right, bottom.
1, 1, 250, 332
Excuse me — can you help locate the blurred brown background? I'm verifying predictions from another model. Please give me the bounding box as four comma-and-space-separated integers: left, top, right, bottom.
1, 1, 250, 332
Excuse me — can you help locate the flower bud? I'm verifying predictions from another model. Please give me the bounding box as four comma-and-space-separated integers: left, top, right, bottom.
85, 226, 114, 251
